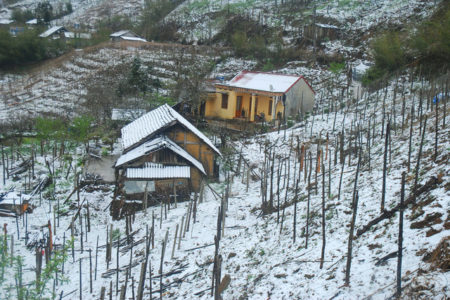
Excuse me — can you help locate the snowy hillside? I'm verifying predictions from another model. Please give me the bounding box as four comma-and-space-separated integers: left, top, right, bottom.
0, 0, 144, 26
0, 0, 448, 299
0, 68, 449, 299
166, 0, 439, 47
0, 42, 227, 123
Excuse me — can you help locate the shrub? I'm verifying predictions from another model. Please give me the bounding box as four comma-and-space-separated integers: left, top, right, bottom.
0, 28, 67, 68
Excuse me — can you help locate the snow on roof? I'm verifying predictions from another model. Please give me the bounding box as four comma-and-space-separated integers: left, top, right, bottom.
0, 19, 13, 25
120, 36, 147, 42
0, 191, 31, 205
112, 108, 146, 121
110, 30, 136, 37
316, 23, 339, 29
116, 135, 206, 175
64, 32, 91, 39
26, 19, 38, 25
39, 26, 66, 38
126, 162, 191, 179
222, 71, 303, 94
121, 104, 221, 156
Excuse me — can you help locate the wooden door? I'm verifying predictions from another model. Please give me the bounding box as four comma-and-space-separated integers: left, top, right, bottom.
235, 96, 243, 117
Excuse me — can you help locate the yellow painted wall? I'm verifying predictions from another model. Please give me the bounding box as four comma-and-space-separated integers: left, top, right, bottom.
204, 89, 238, 119
204, 89, 285, 122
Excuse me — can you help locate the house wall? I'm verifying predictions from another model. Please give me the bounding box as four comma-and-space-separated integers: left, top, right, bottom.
204, 88, 237, 119
205, 89, 285, 122
285, 78, 315, 117
167, 125, 217, 181
123, 178, 190, 201
119, 146, 205, 192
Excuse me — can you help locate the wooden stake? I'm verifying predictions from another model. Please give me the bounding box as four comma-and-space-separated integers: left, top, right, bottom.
397, 172, 406, 298
172, 224, 179, 259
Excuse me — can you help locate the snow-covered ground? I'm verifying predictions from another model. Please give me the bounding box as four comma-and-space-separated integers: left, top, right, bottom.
1, 71, 448, 299
0, 42, 224, 123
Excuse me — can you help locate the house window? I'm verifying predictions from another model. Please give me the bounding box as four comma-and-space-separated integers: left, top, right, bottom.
221, 94, 228, 109
268, 99, 273, 116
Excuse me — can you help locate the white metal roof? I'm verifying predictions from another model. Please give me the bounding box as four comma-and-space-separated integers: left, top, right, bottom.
110, 30, 140, 38
64, 32, 91, 39
39, 26, 66, 38
126, 163, 190, 179
26, 19, 38, 25
0, 192, 31, 205
121, 103, 221, 156
110, 30, 129, 37
115, 135, 206, 175
223, 71, 302, 93
316, 23, 339, 29
120, 36, 147, 42
0, 19, 13, 25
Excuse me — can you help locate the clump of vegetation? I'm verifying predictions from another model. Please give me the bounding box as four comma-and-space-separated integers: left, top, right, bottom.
363, 2, 450, 85
138, 0, 184, 41
0, 28, 67, 68
362, 32, 406, 84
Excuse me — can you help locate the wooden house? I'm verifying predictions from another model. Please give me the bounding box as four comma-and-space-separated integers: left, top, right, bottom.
203, 71, 315, 122
113, 104, 221, 215
110, 30, 147, 42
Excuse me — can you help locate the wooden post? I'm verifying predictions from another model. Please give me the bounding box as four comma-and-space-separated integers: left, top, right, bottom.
413, 116, 428, 200
144, 182, 148, 215
345, 191, 359, 286
137, 262, 147, 300
116, 233, 120, 295
407, 102, 415, 172
160, 231, 168, 300
172, 224, 179, 259
397, 172, 406, 297
149, 261, 153, 300
89, 249, 93, 294
381, 121, 390, 212
100, 286, 105, 300
320, 162, 326, 269
95, 235, 99, 280
36, 247, 42, 288
79, 258, 83, 300
178, 216, 184, 250
86, 202, 91, 232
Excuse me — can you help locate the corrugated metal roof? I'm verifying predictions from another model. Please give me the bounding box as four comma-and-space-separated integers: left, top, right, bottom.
120, 36, 147, 42
115, 135, 206, 175
126, 163, 190, 179
121, 104, 221, 156
110, 30, 131, 37
39, 26, 66, 38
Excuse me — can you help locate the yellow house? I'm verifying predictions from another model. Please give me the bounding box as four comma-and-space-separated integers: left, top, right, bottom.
203, 71, 315, 122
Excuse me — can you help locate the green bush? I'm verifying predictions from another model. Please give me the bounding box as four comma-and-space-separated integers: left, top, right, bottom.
372, 32, 405, 72
0, 28, 67, 68
410, 8, 450, 69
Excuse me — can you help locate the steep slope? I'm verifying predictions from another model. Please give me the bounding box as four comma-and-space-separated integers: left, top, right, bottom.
0, 41, 226, 123
0, 68, 448, 299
